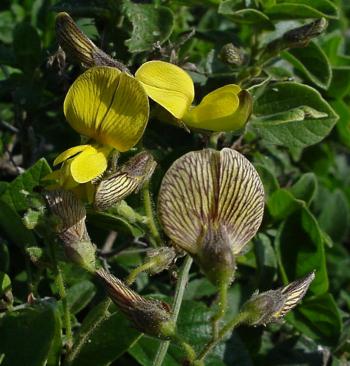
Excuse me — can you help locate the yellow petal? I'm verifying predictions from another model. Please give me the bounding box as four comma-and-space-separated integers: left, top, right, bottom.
64, 67, 149, 151
53, 145, 91, 166
183, 85, 252, 132
70, 147, 108, 183
135, 61, 194, 119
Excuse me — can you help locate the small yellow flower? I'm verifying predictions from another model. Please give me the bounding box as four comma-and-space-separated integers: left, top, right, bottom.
56, 12, 253, 133
51, 66, 150, 187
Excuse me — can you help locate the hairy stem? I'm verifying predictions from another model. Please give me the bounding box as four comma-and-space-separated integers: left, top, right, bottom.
211, 282, 228, 339
125, 259, 159, 286
48, 240, 73, 351
197, 311, 249, 362
142, 181, 162, 247
153, 256, 193, 366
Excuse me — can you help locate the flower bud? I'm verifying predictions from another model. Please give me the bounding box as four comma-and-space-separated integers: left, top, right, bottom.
219, 43, 245, 66
241, 271, 315, 326
94, 151, 157, 211
283, 18, 328, 48
96, 268, 176, 339
145, 247, 177, 275
44, 190, 97, 272
55, 12, 129, 72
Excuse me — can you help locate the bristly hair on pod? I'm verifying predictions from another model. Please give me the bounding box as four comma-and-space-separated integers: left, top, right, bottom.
241, 271, 316, 326
96, 268, 176, 339
158, 148, 265, 286
94, 151, 157, 211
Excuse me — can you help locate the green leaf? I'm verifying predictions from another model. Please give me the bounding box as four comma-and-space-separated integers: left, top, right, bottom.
331, 99, 350, 148
0, 241, 10, 273
0, 299, 61, 366
218, 2, 274, 29
250, 82, 339, 149
254, 163, 280, 196
275, 207, 328, 295
129, 300, 253, 366
265, 0, 339, 20
64, 280, 96, 315
318, 189, 350, 243
289, 173, 318, 205
287, 293, 342, 346
1, 158, 51, 212
327, 67, 350, 99
0, 159, 51, 248
268, 189, 302, 220
87, 210, 144, 238
0, 272, 11, 296
253, 233, 277, 288
282, 41, 332, 89
123, 1, 174, 53
13, 22, 41, 73
67, 301, 141, 366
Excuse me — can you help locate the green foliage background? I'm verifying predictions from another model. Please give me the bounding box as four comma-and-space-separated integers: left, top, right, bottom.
0, 0, 350, 365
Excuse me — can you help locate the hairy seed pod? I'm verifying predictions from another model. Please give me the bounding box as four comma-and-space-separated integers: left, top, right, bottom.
219, 43, 245, 66
55, 12, 130, 72
96, 268, 176, 339
158, 148, 264, 286
94, 151, 157, 211
241, 271, 315, 326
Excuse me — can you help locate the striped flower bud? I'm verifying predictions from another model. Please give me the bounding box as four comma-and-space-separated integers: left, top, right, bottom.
94, 151, 157, 211
55, 12, 129, 72
158, 148, 264, 287
219, 43, 245, 66
241, 271, 315, 326
96, 268, 176, 339
44, 190, 96, 272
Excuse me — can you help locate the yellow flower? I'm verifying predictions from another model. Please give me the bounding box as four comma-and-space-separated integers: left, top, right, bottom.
51, 66, 150, 187
135, 61, 252, 132
56, 12, 252, 133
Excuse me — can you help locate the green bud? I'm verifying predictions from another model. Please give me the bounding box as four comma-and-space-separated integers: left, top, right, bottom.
145, 247, 177, 275
65, 240, 97, 273
219, 43, 245, 66
241, 271, 315, 326
94, 151, 157, 211
26, 246, 51, 268
96, 268, 176, 339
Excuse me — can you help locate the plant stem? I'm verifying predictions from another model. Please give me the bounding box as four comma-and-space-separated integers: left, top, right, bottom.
153, 256, 193, 366
125, 259, 159, 286
48, 239, 73, 351
197, 311, 249, 362
65, 298, 112, 365
211, 282, 228, 339
142, 181, 162, 247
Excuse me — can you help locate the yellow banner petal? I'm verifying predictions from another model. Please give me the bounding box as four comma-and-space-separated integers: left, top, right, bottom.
183, 85, 252, 132
53, 145, 92, 166
70, 147, 108, 183
135, 61, 194, 119
64, 67, 149, 151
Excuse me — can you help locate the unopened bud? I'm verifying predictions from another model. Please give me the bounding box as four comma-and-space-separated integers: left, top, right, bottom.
44, 190, 90, 245
55, 12, 129, 72
283, 18, 328, 48
241, 271, 315, 326
94, 151, 157, 211
44, 190, 96, 272
145, 247, 177, 275
96, 268, 176, 339
26, 246, 52, 268
219, 43, 245, 66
